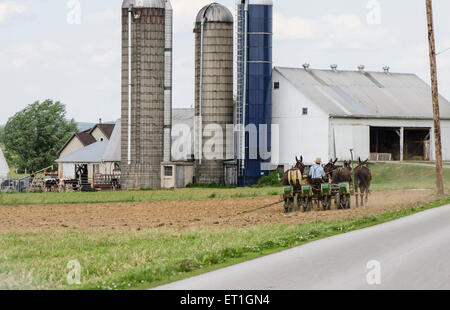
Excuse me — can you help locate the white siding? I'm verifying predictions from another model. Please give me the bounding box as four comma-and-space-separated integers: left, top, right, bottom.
330, 118, 450, 161
441, 125, 450, 161
331, 124, 370, 161
272, 70, 330, 166
62, 164, 75, 179
91, 128, 108, 142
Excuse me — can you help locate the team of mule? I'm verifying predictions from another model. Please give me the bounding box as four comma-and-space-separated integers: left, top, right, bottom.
283, 155, 371, 212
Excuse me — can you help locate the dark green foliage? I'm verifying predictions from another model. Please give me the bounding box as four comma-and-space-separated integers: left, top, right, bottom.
3, 100, 78, 172
256, 170, 284, 187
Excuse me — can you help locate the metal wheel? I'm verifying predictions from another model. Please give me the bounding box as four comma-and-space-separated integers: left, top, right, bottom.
284, 199, 292, 213
339, 194, 347, 210
321, 196, 331, 211
346, 194, 351, 209
335, 193, 341, 209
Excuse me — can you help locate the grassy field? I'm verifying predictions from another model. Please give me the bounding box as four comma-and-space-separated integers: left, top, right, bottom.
0, 197, 448, 290
0, 187, 282, 206
370, 162, 450, 191
0, 162, 449, 206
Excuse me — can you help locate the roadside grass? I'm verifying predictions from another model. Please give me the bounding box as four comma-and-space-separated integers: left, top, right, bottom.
0, 196, 449, 290
1, 162, 449, 206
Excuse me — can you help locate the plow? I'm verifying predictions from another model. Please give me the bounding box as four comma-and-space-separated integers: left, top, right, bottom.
282, 180, 353, 213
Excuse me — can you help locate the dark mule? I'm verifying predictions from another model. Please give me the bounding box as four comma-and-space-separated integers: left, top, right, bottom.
323, 159, 338, 182
283, 156, 306, 186
331, 161, 353, 184
354, 158, 372, 207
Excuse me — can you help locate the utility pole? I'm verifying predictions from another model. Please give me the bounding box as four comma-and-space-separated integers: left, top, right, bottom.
426, 0, 445, 195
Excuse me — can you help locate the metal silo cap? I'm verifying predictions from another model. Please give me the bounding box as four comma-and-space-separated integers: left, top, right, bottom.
235, 0, 273, 5
122, 0, 165, 8
196, 3, 233, 23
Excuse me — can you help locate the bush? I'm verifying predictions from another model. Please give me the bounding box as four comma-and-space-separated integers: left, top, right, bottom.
256, 170, 284, 187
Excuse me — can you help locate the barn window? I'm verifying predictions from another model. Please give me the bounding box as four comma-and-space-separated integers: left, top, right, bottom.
164, 166, 173, 177
274, 82, 280, 89
302, 108, 308, 115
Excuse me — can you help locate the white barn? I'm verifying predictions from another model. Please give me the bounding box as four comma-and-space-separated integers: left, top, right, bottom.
271, 66, 450, 166
0, 148, 10, 180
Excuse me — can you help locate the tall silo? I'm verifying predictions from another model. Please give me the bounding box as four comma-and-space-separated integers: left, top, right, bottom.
121, 0, 172, 189
236, 0, 273, 186
194, 3, 234, 184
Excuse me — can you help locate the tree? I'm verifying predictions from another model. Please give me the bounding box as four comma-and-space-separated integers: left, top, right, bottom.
3, 100, 78, 172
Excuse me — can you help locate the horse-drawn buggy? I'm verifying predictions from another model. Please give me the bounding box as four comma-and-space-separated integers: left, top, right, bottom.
281, 153, 372, 213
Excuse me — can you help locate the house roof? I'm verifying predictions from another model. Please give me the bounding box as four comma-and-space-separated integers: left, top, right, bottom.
76, 131, 97, 145
57, 123, 116, 156
102, 120, 121, 162
56, 141, 109, 164
274, 67, 450, 119
89, 124, 115, 140
0, 148, 9, 178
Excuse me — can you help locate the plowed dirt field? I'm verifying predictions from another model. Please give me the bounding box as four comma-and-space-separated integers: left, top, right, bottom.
0, 190, 436, 232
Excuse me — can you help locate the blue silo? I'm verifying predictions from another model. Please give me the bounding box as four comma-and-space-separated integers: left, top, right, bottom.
236, 0, 273, 186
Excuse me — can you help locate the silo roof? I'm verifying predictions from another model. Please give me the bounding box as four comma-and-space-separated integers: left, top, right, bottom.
122, 0, 165, 8
196, 3, 233, 23
235, 0, 273, 5
274, 66, 450, 119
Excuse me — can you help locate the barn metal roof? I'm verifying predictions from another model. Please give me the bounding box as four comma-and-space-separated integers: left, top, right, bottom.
56, 141, 108, 164
0, 148, 9, 178
274, 67, 450, 119
102, 120, 121, 163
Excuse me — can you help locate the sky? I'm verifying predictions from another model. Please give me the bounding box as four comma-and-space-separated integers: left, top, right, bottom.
1, 0, 450, 124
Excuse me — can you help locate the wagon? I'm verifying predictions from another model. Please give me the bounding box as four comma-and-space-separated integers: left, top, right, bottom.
282, 167, 354, 213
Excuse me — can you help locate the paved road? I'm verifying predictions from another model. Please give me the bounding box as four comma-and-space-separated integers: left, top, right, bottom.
155, 205, 450, 290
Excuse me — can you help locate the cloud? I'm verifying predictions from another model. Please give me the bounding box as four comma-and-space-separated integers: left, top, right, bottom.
0, 1, 26, 24
0, 41, 68, 69
86, 8, 120, 24
273, 13, 394, 49
396, 41, 450, 73
90, 51, 120, 67
40, 40, 64, 53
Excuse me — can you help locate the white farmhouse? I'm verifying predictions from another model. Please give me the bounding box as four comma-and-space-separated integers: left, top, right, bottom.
0, 148, 9, 180
271, 66, 450, 166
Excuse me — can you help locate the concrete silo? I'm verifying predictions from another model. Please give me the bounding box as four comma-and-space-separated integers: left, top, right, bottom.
121, 0, 172, 189
194, 3, 234, 185
236, 0, 273, 186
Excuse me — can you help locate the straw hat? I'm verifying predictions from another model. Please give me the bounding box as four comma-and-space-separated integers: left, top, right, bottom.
315, 158, 322, 164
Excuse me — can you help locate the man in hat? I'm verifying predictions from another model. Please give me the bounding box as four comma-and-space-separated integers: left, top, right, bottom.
309, 157, 325, 184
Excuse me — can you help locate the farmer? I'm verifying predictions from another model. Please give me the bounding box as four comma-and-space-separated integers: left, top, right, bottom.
309, 157, 325, 185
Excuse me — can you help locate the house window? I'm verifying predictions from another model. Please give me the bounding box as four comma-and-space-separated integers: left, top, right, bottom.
302, 108, 308, 115
93, 164, 100, 174
274, 82, 280, 89
164, 166, 173, 177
